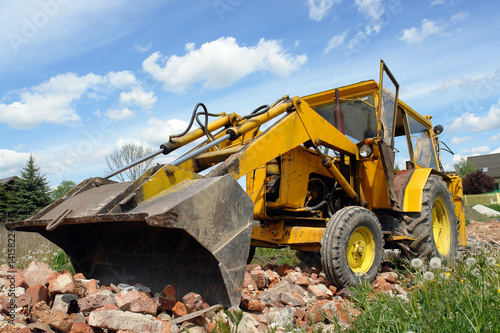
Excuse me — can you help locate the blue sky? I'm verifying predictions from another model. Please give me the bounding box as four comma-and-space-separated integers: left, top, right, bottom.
1, 0, 499, 187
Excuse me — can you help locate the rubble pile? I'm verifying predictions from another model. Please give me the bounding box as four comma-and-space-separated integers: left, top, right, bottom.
0, 261, 406, 333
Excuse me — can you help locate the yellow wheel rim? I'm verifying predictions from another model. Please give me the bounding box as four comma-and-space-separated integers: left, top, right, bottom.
432, 197, 451, 255
347, 226, 376, 274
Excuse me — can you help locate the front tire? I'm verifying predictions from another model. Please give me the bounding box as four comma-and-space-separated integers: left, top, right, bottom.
321, 206, 384, 288
400, 175, 458, 259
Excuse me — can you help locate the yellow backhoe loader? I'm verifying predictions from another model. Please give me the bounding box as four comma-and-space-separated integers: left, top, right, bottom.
6, 61, 466, 307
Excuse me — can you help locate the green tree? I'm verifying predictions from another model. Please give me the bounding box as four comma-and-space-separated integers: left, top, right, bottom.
453, 157, 476, 179
0, 183, 17, 221
11, 154, 52, 218
51, 180, 77, 201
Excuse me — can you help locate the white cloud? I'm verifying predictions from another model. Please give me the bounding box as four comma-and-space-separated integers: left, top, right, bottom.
106, 108, 134, 121
400, 19, 445, 44
461, 146, 491, 155
143, 37, 307, 94
490, 133, 500, 142
491, 147, 500, 154
451, 10, 468, 23
306, 0, 339, 22
451, 136, 473, 145
431, 0, 445, 5
324, 30, 348, 54
355, 0, 385, 21
0, 72, 100, 129
433, 67, 500, 94
448, 98, 500, 133
119, 89, 157, 110
134, 42, 152, 53
141, 117, 189, 146
0, 149, 30, 177
0, 71, 156, 129
106, 71, 138, 89
116, 137, 154, 149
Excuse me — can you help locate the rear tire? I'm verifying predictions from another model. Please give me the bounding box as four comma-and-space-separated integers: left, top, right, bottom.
321, 206, 384, 288
400, 175, 458, 259
296, 251, 322, 269
246, 246, 256, 264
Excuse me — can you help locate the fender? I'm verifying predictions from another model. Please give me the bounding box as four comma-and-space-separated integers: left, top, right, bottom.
402, 168, 432, 212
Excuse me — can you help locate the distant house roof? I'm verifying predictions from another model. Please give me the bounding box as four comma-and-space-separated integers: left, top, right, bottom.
467, 153, 500, 179
0, 176, 18, 185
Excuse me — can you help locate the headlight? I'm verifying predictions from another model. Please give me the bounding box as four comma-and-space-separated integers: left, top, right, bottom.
359, 144, 373, 158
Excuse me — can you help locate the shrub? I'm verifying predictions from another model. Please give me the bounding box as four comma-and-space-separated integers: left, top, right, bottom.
463, 170, 495, 194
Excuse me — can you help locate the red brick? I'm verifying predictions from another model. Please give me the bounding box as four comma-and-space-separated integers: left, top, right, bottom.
172, 301, 188, 317
14, 327, 31, 333
93, 303, 119, 312
69, 322, 96, 333
264, 269, 280, 288
73, 273, 86, 280
306, 306, 322, 324
328, 285, 337, 295
161, 285, 178, 302
32, 301, 51, 323
46, 310, 74, 333
307, 284, 333, 300
276, 264, 291, 277
22, 262, 55, 287
14, 272, 29, 289
0, 296, 10, 315
26, 284, 49, 304
115, 290, 141, 311
278, 293, 303, 307
245, 264, 262, 271
78, 293, 115, 313
155, 297, 171, 312
47, 271, 77, 296
182, 292, 208, 313
373, 276, 392, 292
86, 280, 99, 295
380, 272, 398, 284
130, 298, 158, 316
294, 307, 306, 320
249, 270, 266, 289
15, 294, 31, 308
294, 275, 310, 286
240, 296, 266, 312
89, 309, 164, 332
242, 271, 258, 292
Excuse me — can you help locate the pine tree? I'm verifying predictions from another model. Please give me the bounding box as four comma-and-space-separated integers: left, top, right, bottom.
11, 154, 52, 218
0, 183, 12, 221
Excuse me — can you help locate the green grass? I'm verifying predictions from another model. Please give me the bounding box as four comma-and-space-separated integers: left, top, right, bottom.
464, 205, 492, 224
485, 204, 500, 213
250, 247, 298, 266
346, 250, 500, 333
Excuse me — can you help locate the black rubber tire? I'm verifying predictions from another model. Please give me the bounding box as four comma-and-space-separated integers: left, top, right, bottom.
246, 246, 256, 264
320, 206, 384, 288
400, 175, 458, 259
296, 251, 322, 269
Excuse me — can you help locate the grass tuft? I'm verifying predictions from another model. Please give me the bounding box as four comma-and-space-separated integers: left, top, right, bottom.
346, 249, 500, 333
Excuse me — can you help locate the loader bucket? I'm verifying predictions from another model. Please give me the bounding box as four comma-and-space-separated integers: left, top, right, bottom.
6, 165, 254, 307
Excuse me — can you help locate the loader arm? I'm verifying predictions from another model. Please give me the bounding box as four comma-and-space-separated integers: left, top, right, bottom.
207, 96, 358, 179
